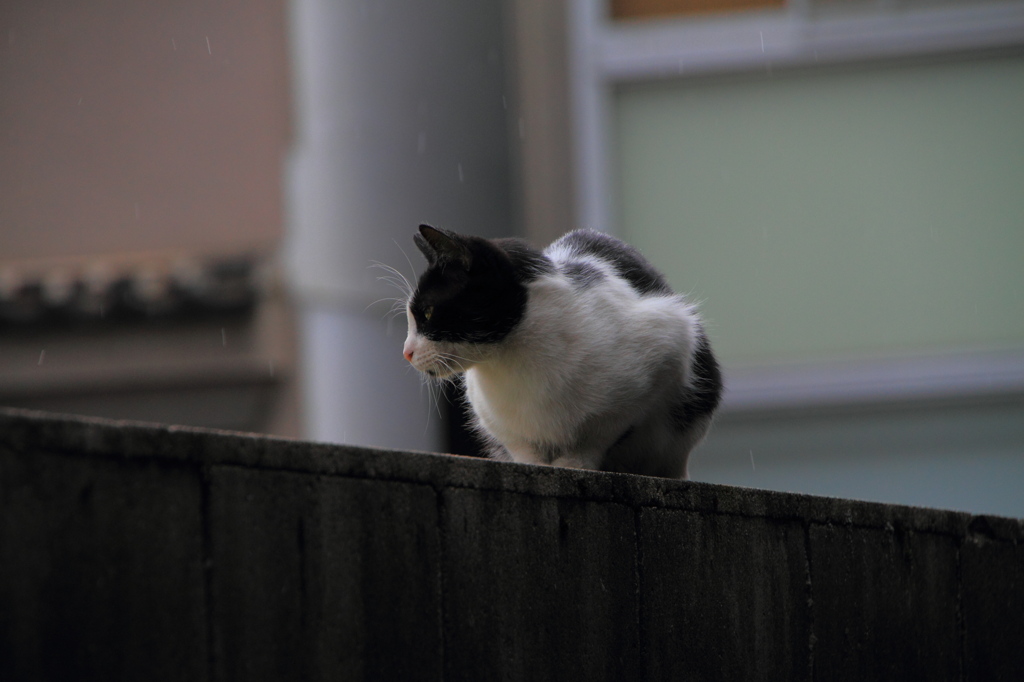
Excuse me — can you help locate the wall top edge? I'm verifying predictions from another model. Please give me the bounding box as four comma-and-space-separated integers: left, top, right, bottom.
4, 407, 1022, 537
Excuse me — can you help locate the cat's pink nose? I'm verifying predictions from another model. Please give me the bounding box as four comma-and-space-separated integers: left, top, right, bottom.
403, 348, 414, 362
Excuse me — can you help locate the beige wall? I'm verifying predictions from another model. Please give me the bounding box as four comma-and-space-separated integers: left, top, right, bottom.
0, 0, 298, 437
1, 0, 290, 262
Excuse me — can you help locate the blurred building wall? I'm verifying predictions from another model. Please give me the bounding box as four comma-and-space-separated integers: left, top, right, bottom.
0, 0, 300, 436
0, 0, 289, 261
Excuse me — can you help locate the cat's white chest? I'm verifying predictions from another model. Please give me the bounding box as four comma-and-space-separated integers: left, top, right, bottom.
464, 364, 570, 452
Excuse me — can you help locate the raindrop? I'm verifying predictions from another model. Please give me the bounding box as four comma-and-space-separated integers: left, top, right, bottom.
457, 163, 464, 183
206, 36, 212, 55
38, 350, 46, 366
749, 450, 756, 471
221, 328, 227, 346
171, 37, 177, 51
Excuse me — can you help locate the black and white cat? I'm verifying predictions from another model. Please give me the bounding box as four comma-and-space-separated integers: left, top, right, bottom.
402, 224, 722, 479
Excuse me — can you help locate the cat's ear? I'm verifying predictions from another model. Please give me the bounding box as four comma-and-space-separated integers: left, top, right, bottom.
416, 224, 472, 269
413, 231, 435, 262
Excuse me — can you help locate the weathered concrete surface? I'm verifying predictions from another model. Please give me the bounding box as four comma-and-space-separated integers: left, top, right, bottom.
442, 489, 639, 681
640, 509, 811, 681
0, 448, 206, 682
961, 516, 1024, 682
809, 524, 960, 681
208, 467, 442, 682
1, 406, 1022, 681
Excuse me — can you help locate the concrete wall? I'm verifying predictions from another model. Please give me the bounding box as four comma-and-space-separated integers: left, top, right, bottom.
1, 406, 1021, 681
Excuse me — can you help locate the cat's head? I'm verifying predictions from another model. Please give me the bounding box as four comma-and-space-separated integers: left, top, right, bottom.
402, 224, 548, 377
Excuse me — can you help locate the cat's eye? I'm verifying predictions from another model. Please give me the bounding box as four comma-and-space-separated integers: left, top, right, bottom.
423, 306, 434, 321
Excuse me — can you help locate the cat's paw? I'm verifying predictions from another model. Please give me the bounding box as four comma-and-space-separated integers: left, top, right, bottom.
550, 454, 598, 471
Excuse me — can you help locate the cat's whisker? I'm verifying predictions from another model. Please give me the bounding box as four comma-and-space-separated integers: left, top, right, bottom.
458, 344, 494, 365
435, 356, 461, 377
424, 377, 445, 423
440, 351, 488, 373
376, 274, 407, 290
441, 346, 487, 363
369, 261, 414, 298
436, 353, 464, 367
391, 239, 420, 287
436, 382, 455, 407
416, 374, 437, 435
374, 270, 409, 288
423, 382, 444, 440
366, 295, 410, 316
385, 301, 410, 320
370, 259, 410, 279
374, 277, 411, 299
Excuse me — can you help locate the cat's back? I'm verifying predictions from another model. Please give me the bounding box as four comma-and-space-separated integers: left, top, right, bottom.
544, 229, 673, 297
